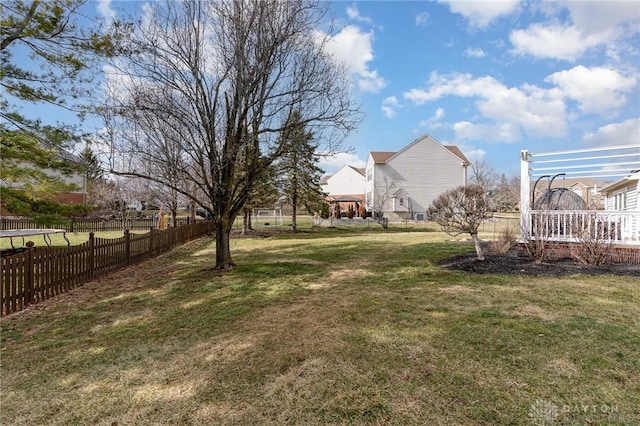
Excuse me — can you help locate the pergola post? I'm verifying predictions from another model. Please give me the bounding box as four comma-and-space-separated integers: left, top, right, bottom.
520, 150, 531, 241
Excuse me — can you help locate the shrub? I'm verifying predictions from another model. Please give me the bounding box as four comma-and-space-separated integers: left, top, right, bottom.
488, 226, 518, 254
570, 213, 612, 265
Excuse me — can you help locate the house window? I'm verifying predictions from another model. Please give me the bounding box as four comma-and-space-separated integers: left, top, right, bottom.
399, 197, 404, 206
366, 168, 372, 181
366, 191, 372, 207
614, 192, 627, 210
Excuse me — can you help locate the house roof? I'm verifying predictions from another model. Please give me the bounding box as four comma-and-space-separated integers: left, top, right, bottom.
444, 145, 470, 165
600, 171, 640, 194
370, 151, 396, 164
320, 164, 365, 185
349, 166, 366, 176
370, 135, 469, 166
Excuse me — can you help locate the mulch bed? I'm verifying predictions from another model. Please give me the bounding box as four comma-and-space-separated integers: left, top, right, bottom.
440, 248, 640, 277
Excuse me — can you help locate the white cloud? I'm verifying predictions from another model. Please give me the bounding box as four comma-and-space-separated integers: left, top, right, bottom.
459, 145, 486, 164
419, 107, 445, 129
318, 152, 366, 174
404, 72, 504, 104
97, 0, 116, 24
510, 2, 640, 62
565, 1, 640, 35
510, 24, 606, 62
346, 5, 373, 24
453, 121, 522, 143
415, 12, 429, 27
403, 72, 568, 141
381, 96, 400, 119
323, 25, 387, 93
582, 118, 640, 147
545, 66, 637, 114
438, 0, 520, 28
465, 48, 486, 58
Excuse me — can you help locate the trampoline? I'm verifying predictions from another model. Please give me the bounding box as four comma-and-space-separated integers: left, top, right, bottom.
0, 229, 69, 249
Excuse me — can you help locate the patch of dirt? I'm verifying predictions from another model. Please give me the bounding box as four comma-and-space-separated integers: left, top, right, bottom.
440, 248, 640, 277
230, 229, 311, 238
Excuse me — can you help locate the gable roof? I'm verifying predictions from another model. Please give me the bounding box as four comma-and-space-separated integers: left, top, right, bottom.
370, 151, 395, 164
370, 134, 468, 166
349, 166, 366, 176
444, 145, 470, 165
320, 164, 365, 185
600, 171, 640, 194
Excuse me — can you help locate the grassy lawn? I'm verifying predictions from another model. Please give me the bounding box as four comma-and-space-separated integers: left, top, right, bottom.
0, 230, 156, 250
1, 229, 637, 425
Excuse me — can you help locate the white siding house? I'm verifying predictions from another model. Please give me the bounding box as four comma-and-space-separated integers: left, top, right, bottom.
600, 171, 640, 243
365, 134, 469, 220
601, 171, 639, 212
320, 165, 365, 199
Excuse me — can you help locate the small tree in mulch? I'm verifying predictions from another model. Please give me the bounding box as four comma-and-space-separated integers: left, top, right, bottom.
427, 185, 490, 260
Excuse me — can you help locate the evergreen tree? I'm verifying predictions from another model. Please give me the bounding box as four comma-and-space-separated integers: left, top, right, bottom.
1, 0, 122, 201
277, 111, 326, 231
80, 143, 104, 183
240, 162, 280, 234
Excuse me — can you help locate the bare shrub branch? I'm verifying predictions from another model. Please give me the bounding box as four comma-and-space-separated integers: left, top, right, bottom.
427, 185, 490, 260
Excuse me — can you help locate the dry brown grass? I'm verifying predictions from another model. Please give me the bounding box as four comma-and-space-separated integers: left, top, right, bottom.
1, 230, 638, 425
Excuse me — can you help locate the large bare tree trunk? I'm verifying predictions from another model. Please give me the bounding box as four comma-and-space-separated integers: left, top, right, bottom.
215, 219, 234, 271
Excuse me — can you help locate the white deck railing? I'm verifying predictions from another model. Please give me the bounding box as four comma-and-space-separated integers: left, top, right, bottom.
528, 210, 640, 245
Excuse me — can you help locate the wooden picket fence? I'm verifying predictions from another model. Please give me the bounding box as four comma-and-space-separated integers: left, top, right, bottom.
1, 221, 214, 316
0, 217, 200, 232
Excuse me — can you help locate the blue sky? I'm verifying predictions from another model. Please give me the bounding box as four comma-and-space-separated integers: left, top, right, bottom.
314, 1, 640, 177
25, 1, 639, 178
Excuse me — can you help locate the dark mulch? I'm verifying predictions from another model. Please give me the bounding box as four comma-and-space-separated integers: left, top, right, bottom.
440, 249, 640, 277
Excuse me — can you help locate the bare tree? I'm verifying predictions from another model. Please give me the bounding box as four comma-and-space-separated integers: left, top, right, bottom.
372, 176, 397, 222
492, 173, 521, 212
102, 0, 361, 270
469, 160, 500, 194
427, 185, 490, 260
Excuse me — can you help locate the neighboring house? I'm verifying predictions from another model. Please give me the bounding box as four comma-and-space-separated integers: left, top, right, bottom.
596, 170, 639, 245
320, 165, 366, 211
365, 134, 470, 221
600, 170, 639, 212
53, 150, 87, 204
1, 150, 86, 205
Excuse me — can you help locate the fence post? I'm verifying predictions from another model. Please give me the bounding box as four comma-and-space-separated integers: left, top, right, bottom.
124, 229, 131, 266
25, 241, 35, 307
149, 226, 154, 256
88, 232, 95, 280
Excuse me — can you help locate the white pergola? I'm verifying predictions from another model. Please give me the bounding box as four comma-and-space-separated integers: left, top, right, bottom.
520, 144, 640, 245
